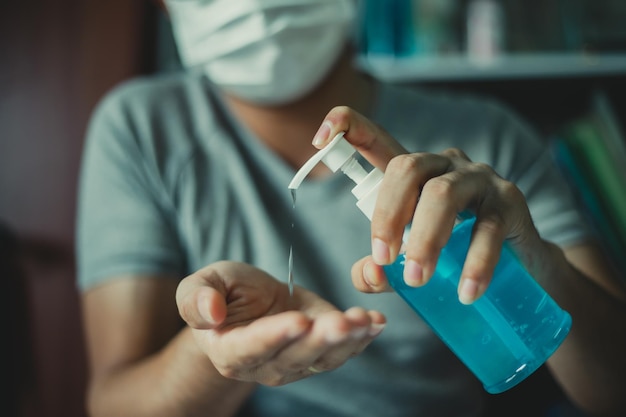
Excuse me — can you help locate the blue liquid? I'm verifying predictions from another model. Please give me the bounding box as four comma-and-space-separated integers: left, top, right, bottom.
384, 219, 571, 393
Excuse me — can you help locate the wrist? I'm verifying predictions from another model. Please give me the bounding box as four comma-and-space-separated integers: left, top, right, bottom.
163, 326, 257, 417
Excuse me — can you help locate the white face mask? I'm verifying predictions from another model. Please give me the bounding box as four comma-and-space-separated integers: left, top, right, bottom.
165, 0, 358, 105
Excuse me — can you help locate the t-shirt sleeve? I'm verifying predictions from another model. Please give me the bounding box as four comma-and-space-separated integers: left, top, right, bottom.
76, 86, 185, 292
487, 103, 595, 248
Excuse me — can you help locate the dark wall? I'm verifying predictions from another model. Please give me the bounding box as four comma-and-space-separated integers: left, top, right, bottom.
0, 2, 158, 416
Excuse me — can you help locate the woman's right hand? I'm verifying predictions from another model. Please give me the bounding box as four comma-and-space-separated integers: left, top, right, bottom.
175, 261, 386, 386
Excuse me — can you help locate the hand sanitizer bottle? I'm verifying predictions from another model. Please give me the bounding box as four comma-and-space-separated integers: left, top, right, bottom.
289, 133, 572, 394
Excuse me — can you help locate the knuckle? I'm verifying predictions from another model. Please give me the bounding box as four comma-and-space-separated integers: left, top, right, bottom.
498, 180, 523, 202
468, 161, 496, 175
476, 215, 507, 237
329, 105, 353, 121
387, 154, 420, 176
442, 147, 469, 160
422, 176, 455, 200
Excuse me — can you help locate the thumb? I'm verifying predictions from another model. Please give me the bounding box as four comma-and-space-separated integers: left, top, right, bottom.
351, 255, 393, 294
176, 270, 228, 329
312, 106, 407, 172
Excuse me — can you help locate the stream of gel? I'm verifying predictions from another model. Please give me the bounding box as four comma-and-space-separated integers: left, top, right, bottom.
288, 189, 297, 297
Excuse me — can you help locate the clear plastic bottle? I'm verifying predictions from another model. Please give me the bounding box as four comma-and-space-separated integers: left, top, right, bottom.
289, 133, 572, 393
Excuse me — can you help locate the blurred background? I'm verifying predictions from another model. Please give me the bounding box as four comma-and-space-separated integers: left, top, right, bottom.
1, 1, 624, 417
1, 2, 161, 417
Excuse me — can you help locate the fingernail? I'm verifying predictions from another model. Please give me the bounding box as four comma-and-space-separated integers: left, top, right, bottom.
368, 323, 386, 337
459, 279, 479, 305
312, 121, 332, 147
363, 261, 378, 287
403, 259, 423, 287
372, 238, 390, 265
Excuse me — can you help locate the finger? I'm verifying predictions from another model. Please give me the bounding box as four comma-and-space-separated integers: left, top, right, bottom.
209, 311, 312, 379
458, 214, 506, 304
312, 106, 407, 171
274, 308, 380, 376
403, 165, 492, 286
371, 153, 453, 264
264, 310, 351, 382
458, 181, 528, 304
440, 147, 472, 162
176, 270, 228, 328
309, 307, 383, 371
309, 308, 371, 371
348, 309, 386, 356
351, 256, 392, 293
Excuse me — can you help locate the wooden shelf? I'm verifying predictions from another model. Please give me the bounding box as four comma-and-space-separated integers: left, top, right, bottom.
357, 53, 626, 82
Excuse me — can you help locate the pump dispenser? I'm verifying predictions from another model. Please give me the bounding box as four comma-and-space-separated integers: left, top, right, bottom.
289, 132, 383, 220
289, 132, 572, 394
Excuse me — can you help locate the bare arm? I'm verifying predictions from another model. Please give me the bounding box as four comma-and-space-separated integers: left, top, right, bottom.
540, 242, 626, 416
82, 276, 255, 417
83, 264, 386, 417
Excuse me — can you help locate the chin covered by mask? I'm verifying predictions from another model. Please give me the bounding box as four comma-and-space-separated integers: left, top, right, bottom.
165, 0, 358, 105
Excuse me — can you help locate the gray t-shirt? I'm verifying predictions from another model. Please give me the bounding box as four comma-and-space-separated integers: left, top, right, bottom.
77, 71, 590, 417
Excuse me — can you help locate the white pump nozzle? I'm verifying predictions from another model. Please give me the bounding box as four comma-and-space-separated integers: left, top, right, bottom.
320, 133, 357, 173
288, 133, 351, 190
288, 132, 384, 221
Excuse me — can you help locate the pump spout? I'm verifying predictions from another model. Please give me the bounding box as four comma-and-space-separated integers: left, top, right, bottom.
288, 131, 385, 222
288, 132, 357, 190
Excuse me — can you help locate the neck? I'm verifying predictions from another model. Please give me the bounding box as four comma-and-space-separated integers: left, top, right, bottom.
221, 52, 375, 176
